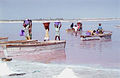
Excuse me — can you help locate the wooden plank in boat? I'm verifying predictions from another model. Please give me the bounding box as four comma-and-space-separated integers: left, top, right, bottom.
6, 40, 66, 47
80, 33, 112, 38
0, 40, 38, 44
82, 38, 100, 41
0, 37, 8, 40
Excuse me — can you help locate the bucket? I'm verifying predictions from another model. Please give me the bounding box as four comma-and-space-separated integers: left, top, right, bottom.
77, 22, 82, 26
43, 22, 50, 31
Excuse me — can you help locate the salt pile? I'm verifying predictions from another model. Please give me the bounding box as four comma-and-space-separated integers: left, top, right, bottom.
0, 62, 14, 76
53, 67, 78, 78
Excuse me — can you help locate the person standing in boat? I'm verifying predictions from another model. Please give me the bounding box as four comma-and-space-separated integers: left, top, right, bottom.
23, 19, 32, 40
54, 22, 62, 40
29, 20, 32, 40
77, 22, 82, 31
70, 23, 74, 29
97, 23, 103, 34
73, 25, 78, 36
43, 22, 50, 41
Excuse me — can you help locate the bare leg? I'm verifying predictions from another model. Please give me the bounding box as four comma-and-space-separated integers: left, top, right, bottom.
26, 36, 30, 40
58, 36, 60, 40
30, 34, 32, 39
55, 36, 57, 40
26, 36, 28, 40
27, 36, 30, 40
75, 32, 77, 36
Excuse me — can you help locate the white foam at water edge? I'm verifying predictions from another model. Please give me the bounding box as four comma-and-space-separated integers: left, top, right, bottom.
0, 62, 15, 76
0, 61, 26, 76
53, 67, 78, 78
29, 61, 120, 72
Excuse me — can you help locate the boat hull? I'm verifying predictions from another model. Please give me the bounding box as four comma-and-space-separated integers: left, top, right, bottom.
4, 40, 66, 57
80, 33, 112, 41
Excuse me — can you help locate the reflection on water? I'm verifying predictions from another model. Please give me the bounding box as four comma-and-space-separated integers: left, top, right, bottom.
0, 51, 4, 58
78, 40, 120, 68
15, 49, 66, 63
0, 49, 66, 63
80, 40, 112, 53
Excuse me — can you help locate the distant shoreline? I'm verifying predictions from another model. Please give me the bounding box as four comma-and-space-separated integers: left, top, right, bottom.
0, 18, 120, 23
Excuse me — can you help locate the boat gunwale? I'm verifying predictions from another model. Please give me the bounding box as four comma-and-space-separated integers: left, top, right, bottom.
6, 40, 66, 48
0, 40, 38, 44
0, 37, 8, 40
80, 32, 112, 38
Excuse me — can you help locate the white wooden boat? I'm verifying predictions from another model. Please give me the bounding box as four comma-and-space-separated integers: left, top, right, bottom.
0, 37, 8, 42
80, 32, 112, 41
3, 40, 66, 57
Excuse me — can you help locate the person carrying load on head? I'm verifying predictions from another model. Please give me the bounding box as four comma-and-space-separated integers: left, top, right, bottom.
43, 22, 50, 41
97, 23, 103, 34
77, 22, 82, 31
23, 19, 32, 40
54, 22, 62, 40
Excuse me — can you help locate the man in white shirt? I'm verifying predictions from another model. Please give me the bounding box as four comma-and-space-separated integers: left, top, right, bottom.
73, 25, 78, 36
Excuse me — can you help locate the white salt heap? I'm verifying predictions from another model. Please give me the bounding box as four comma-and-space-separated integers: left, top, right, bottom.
0, 62, 14, 76
53, 67, 78, 78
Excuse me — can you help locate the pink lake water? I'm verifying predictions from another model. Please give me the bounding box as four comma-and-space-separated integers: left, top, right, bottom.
0, 20, 120, 78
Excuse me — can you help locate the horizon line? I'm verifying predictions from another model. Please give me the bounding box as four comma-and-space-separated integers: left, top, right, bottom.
0, 18, 120, 23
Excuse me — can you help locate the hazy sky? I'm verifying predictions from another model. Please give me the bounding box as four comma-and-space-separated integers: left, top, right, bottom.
0, 0, 120, 20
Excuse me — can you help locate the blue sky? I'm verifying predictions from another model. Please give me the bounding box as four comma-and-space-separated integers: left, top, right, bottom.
0, 0, 120, 20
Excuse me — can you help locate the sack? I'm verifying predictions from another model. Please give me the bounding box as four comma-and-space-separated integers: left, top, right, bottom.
20, 30, 24, 36
55, 22, 60, 26
25, 20, 29, 26
86, 31, 91, 36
